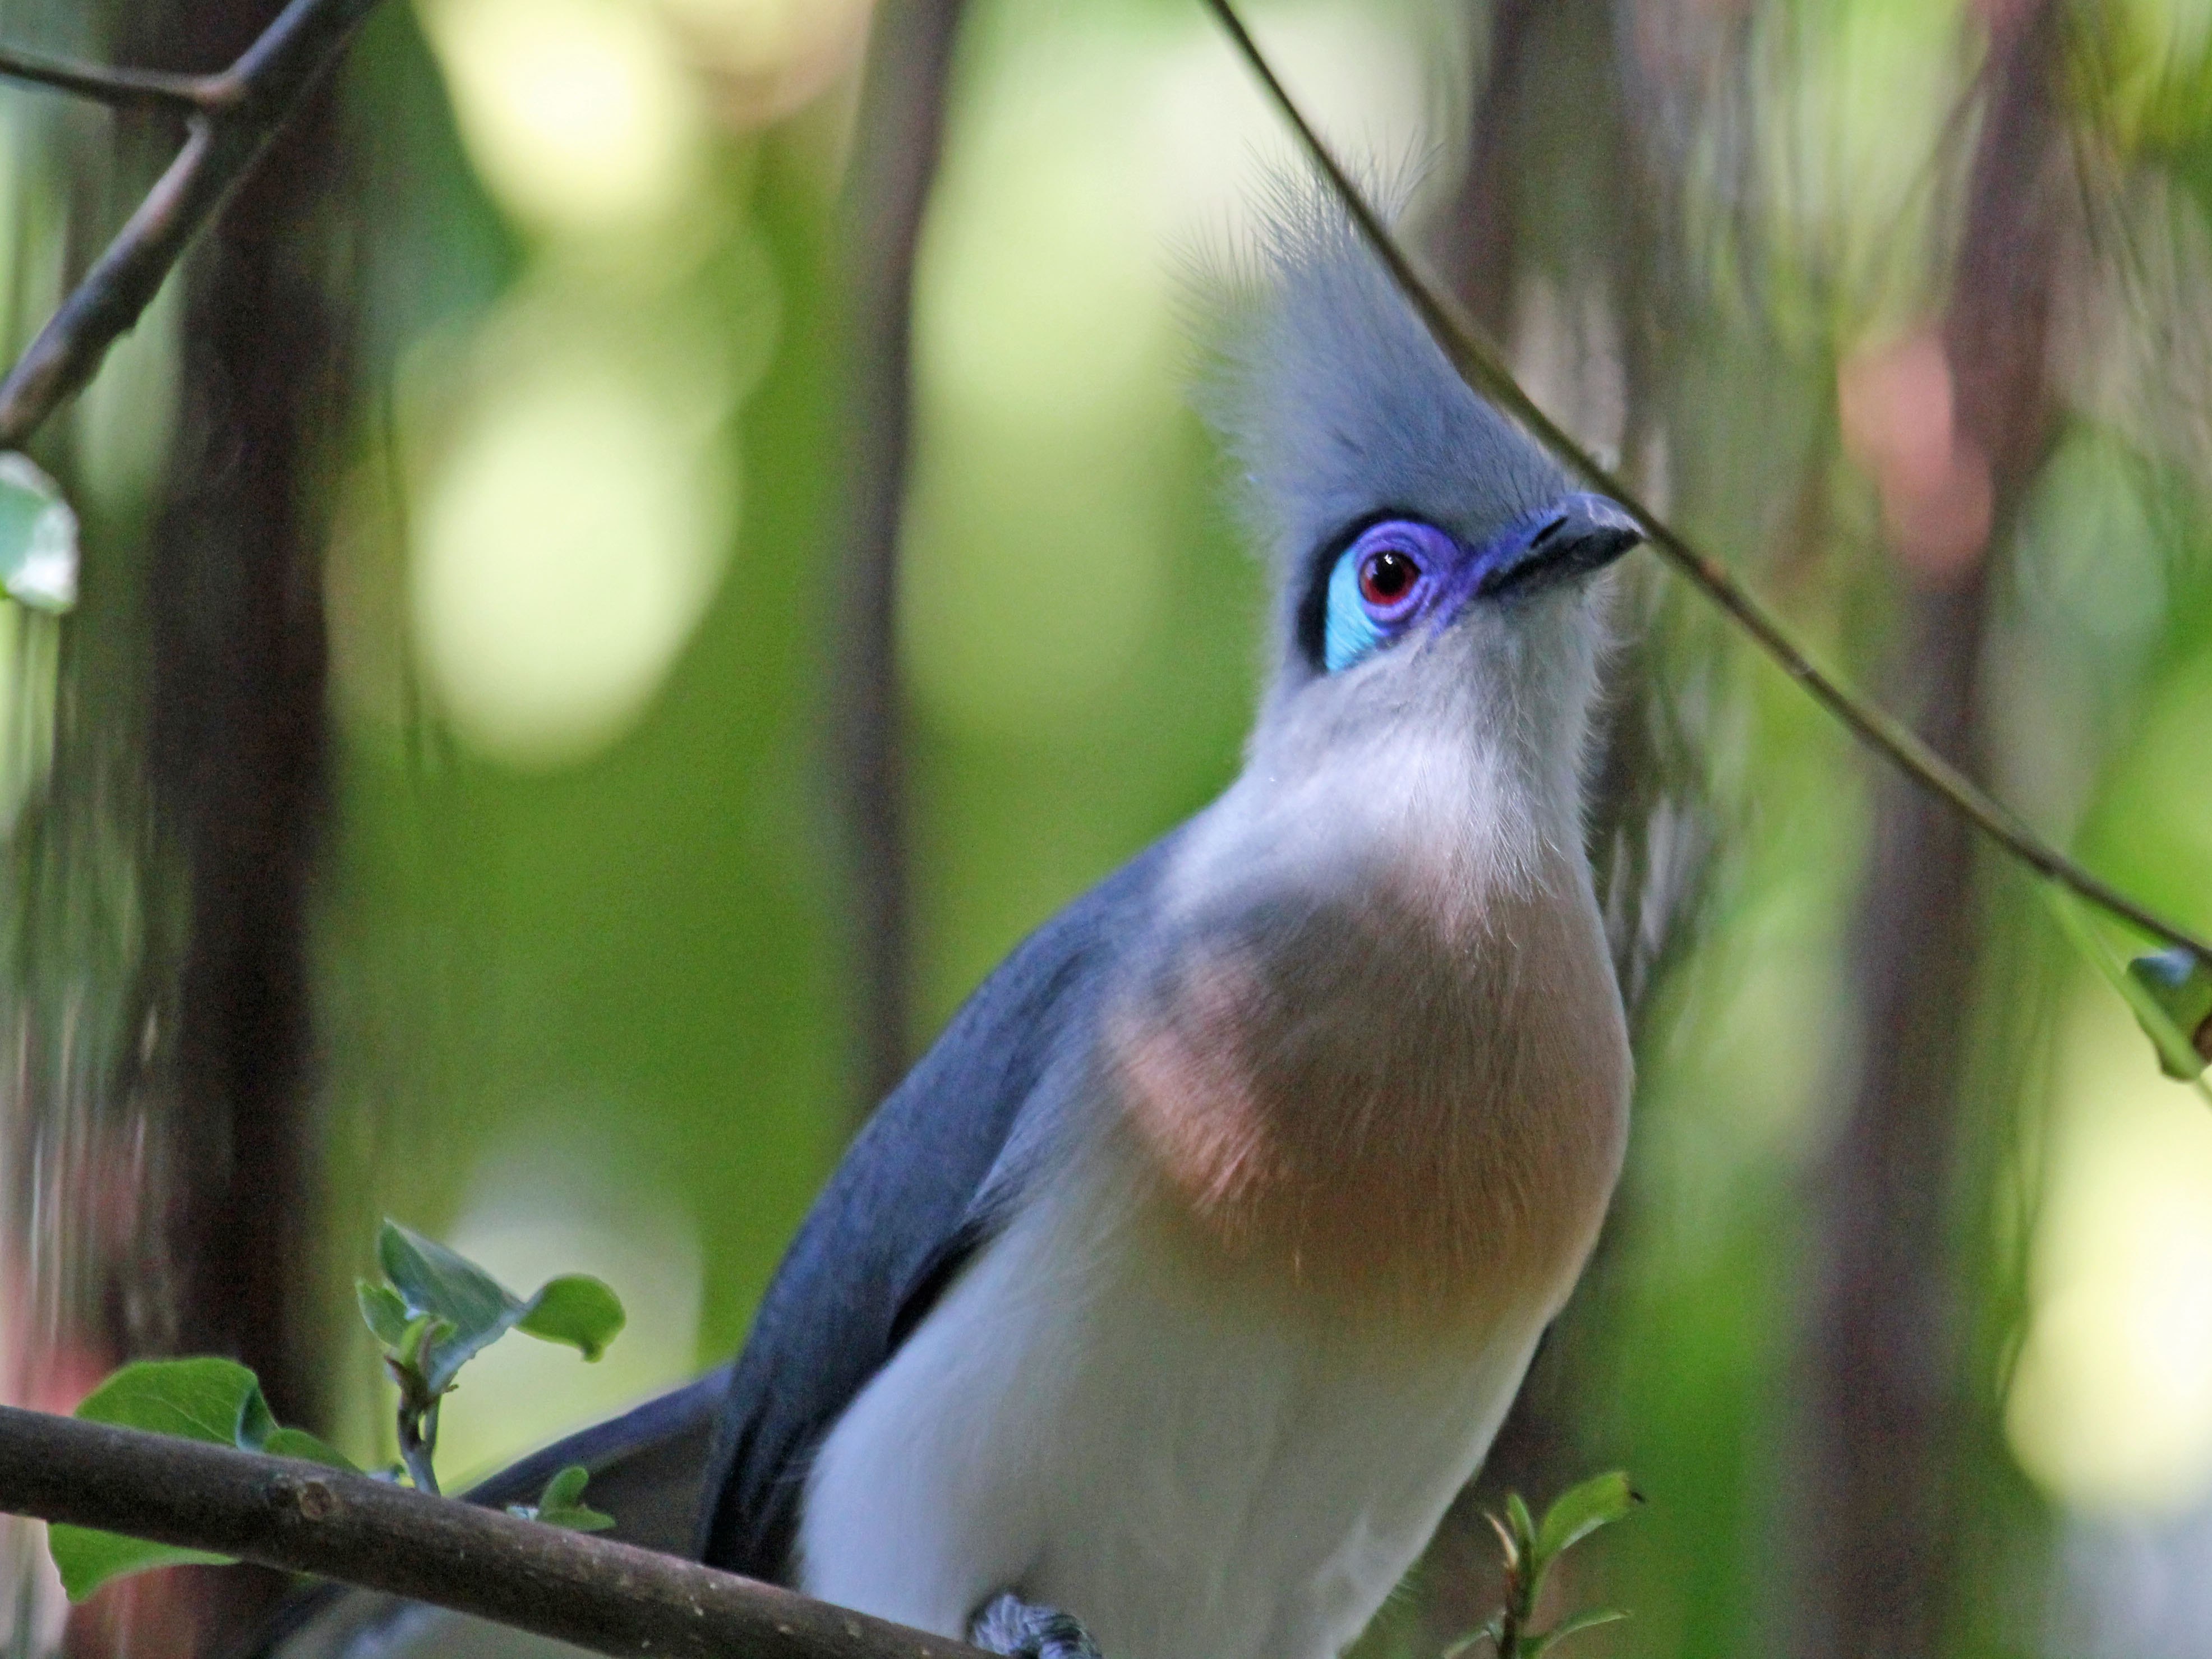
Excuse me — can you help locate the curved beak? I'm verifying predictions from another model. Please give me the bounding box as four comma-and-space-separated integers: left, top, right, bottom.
1473, 493, 1644, 600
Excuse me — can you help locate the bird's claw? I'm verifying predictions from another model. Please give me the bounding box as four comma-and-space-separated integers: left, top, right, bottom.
970, 1592, 1103, 1659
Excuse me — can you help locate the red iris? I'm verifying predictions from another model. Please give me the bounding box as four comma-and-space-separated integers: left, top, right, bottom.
1358, 547, 1418, 607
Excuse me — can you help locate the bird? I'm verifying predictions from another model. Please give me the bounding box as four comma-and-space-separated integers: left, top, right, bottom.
254, 178, 1640, 1659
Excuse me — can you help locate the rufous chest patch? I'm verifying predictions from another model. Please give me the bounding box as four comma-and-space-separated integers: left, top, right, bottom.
1108, 877, 1629, 1324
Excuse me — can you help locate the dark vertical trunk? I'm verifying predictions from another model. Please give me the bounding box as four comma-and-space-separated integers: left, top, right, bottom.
836, 0, 965, 1116
1798, 574, 1990, 1659
145, 0, 340, 1437
1791, 10, 2062, 1657
44, 2, 347, 1651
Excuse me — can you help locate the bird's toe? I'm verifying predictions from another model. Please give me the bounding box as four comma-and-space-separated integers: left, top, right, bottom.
969, 1592, 1103, 1659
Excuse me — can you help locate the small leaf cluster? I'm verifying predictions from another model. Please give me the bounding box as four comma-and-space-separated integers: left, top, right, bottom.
49, 1358, 357, 1600
1448, 1472, 1640, 1659
358, 1218, 624, 1495
45, 1219, 628, 1603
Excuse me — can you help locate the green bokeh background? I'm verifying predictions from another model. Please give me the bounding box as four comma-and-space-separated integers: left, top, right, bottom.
8, 0, 2212, 1654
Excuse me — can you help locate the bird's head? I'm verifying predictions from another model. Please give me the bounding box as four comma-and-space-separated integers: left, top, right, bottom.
1206, 180, 1640, 831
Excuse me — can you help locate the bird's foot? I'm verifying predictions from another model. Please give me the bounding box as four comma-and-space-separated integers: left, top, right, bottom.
970, 1593, 1102, 1659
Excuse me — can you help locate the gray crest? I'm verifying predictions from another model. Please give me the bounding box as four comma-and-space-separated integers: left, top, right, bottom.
1197, 173, 1570, 655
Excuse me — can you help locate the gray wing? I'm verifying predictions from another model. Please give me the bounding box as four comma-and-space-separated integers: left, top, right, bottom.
241, 1368, 730, 1659
695, 833, 1176, 1582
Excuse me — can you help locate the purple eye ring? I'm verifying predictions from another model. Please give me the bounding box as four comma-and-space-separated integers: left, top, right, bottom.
1346, 521, 1449, 624
1321, 518, 1461, 673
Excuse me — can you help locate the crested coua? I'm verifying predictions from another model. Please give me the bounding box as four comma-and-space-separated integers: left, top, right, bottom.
256, 185, 1639, 1659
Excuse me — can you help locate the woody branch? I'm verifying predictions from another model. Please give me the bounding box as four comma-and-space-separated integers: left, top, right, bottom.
0, 0, 386, 450
0, 1403, 984, 1659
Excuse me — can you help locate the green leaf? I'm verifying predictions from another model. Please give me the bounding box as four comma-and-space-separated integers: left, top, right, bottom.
50, 1357, 354, 1600
506, 1463, 615, 1533
357, 1279, 414, 1349
1534, 1607, 1629, 1656
515, 1275, 625, 1361
376, 1220, 524, 1393
1504, 1492, 1538, 1560
261, 1427, 358, 1471
2045, 894, 2212, 1107
0, 453, 77, 613
1483, 1509, 1519, 1573
45, 1527, 231, 1602
541, 1464, 592, 1510
370, 1222, 625, 1394
1440, 1616, 1505, 1659
2127, 948, 2212, 1080
75, 1357, 261, 1446
395, 1311, 453, 1381
1533, 1471, 1640, 1568
378, 1219, 521, 1341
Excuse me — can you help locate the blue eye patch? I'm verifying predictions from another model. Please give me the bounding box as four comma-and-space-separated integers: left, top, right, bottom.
1322, 551, 1382, 672
1317, 518, 1458, 673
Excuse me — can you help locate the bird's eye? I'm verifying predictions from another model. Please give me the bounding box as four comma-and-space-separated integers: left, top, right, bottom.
1358, 549, 1418, 607
1319, 519, 1453, 673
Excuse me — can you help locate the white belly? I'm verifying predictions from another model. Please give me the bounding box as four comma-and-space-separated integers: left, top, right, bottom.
795, 1147, 1551, 1659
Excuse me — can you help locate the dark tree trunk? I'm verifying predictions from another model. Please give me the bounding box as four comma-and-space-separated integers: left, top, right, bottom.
144, 0, 342, 1437
1790, 10, 2063, 1657
35, 2, 349, 1651
836, 0, 966, 1117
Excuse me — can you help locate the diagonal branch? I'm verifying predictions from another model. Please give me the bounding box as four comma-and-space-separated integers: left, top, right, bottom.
0, 1403, 981, 1659
1200, 0, 2212, 973
0, 0, 388, 451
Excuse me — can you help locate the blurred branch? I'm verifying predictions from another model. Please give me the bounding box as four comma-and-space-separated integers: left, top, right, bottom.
1429, 0, 1540, 338
0, 1404, 981, 1659
0, 0, 385, 450
0, 48, 211, 112
836, 0, 965, 1114
1199, 0, 2212, 972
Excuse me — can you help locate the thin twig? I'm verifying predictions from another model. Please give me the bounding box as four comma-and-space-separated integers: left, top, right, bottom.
0, 48, 213, 113
0, 1404, 981, 1659
1200, 0, 2212, 971
0, 0, 388, 451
